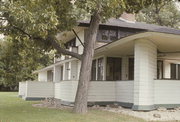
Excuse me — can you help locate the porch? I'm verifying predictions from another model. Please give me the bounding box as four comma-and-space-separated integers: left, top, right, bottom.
94, 32, 180, 110
19, 79, 180, 109
19, 32, 180, 110
18, 81, 54, 100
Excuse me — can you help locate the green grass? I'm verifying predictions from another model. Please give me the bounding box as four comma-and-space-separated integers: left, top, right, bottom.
0, 92, 145, 122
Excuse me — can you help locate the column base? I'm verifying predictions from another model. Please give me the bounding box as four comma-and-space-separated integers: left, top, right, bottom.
132, 105, 155, 111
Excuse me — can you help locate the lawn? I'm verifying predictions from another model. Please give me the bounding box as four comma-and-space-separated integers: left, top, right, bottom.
0, 92, 145, 122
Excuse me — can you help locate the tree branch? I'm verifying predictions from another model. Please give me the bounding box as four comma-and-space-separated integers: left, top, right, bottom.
9, 24, 82, 60
50, 39, 82, 60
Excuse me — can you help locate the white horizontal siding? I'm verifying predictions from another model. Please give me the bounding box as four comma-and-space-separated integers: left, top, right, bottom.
54, 81, 78, 102
54, 81, 133, 103
26, 81, 54, 98
88, 82, 116, 101
116, 81, 133, 103
154, 80, 180, 104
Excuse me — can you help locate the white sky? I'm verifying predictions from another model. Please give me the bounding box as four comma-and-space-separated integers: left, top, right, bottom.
0, 34, 4, 40
176, 2, 180, 10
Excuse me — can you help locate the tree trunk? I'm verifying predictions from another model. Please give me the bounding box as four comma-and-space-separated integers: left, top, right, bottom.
73, 12, 101, 114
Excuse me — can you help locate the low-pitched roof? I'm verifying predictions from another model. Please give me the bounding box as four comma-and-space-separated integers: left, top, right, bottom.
79, 18, 180, 35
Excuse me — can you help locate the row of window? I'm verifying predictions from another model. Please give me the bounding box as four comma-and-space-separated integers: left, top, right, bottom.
91, 57, 134, 81
157, 60, 180, 80
64, 28, 139, 49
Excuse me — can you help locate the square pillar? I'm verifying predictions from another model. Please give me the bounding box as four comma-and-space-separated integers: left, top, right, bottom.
133, 39, 157, 111
53, 66, 61, 82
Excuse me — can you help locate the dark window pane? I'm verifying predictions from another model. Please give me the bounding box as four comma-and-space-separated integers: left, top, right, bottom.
128, 58, 134, 80
157, 60, 163, 79
97, 29, 118, 42
106, 58, 114, 81
97, 58, 104, 80
171, 63, 176, 79
113, 58, 121, 80
47, 70, 53, 82
178, 64, 180, 80
106, 57, 121, 81
60, 66, 63, 81
91, 60, 96, 81
64, 38, 76, 49
109, 30, 117, 41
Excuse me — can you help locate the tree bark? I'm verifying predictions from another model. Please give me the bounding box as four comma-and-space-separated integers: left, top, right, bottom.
73, 12, 101, 114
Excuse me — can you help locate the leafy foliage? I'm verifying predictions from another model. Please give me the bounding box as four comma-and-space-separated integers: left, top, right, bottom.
0, 37, 53, 88
136, 0, 180, 29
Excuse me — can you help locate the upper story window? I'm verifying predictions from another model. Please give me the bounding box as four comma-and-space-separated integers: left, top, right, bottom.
97, 29, 118, 42
64, 38, 76, 49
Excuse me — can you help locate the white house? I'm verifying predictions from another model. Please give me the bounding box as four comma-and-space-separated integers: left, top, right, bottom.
19, 13, 180, 111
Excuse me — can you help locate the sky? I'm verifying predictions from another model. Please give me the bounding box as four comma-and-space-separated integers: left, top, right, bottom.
176, 2, 180, 10
0, 34, 4, 40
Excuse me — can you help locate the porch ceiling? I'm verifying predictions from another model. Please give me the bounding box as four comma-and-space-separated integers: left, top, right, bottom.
148, 33, 180, 53
95, 32, 180, 57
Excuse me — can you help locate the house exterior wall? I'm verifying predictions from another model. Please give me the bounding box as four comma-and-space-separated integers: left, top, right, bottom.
154, 80, 180, 105
54, 81, 133, 104
133, 39, 157, 110
88, 81, 116, 102
54, 81, 78, 102
116, 81, 133, 103
25, 81, 54, 99
38, 71, 47, 82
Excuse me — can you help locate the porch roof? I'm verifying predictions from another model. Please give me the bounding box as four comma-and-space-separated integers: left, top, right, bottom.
79, 18, 180, 35
33, 58, 77, 74
95, 32, 180, 57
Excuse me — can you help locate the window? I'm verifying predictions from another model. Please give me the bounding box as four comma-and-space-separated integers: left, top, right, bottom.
106, 57, 121, 81
91, 60, 96, 81
47, 70, 53, 82
109, 30, 117, 41
171, 63, 177, 79
178, 65, 180, 80
128, 58, 134, 80
64, 38, 76, 49
91, 58, 104, 81
60, 66, 63, 81
98, 29, 118, 42
157, 60, 163, 79
170, 63, 180, 80
97, 58, 104, 80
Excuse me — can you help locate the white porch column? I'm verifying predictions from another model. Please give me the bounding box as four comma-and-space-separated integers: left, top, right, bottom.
53, 66, 61, 82
133, 39, 157, 111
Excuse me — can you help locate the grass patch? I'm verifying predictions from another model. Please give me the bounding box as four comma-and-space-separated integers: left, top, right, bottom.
0, 92, 145, 122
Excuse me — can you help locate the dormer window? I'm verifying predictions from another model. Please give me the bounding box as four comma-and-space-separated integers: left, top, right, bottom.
64, 38, 76, 49
97, 29, 118, 42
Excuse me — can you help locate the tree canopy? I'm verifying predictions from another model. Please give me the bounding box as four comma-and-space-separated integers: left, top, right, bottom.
0, 37, 53, 89
136, 0, 180, 29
